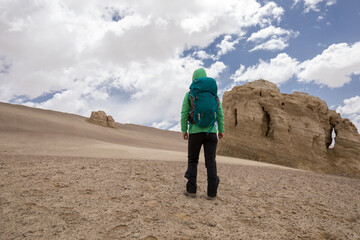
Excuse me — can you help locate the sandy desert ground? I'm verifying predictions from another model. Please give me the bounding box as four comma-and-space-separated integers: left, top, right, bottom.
0, 102, 360, 239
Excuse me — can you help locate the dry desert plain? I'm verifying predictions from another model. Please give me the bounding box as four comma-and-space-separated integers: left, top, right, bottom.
0, 102, 359, 239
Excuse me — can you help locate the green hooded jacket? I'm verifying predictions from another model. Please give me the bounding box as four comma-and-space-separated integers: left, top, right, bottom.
181, 68, 225, 134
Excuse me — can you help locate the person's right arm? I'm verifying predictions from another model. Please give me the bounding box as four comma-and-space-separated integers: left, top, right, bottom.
181, 92, 190, 139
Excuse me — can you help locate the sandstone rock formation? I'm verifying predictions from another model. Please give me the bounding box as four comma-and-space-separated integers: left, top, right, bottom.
218, 79, 360, 177
106, 115, 116, 128
88, 111, 117, 128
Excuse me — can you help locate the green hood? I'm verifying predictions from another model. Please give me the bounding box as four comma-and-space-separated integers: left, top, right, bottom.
192, 68, 207, 81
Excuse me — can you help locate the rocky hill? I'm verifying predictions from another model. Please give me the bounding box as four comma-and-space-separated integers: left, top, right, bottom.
218, 79, 360, 177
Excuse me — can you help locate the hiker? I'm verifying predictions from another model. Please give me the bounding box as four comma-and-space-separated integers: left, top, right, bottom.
181, 68, 224, 200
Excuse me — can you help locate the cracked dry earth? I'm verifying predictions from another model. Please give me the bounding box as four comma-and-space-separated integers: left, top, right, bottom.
0, 153, 359, 240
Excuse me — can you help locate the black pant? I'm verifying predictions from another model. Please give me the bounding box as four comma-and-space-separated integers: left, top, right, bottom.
185, 133, 220, 197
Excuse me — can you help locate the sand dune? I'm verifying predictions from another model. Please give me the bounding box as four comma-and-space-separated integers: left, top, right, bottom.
0, 102, 359, 239
0, 102, 185, 154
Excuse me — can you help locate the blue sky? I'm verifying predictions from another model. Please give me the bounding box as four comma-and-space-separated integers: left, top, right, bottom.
0, 0, 359, 132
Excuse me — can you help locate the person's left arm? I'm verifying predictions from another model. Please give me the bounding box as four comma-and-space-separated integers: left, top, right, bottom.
217, 100, 224, 139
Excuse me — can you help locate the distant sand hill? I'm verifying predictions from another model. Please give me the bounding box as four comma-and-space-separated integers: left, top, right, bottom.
0, 102, 359, 239
0, 102, 186, 160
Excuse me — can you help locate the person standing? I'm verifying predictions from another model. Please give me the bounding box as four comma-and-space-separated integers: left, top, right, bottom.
181, 68, 224, 200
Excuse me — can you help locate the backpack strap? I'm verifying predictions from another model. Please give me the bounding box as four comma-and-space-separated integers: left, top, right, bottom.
206, 124, 214, 135
206, 97, 219, 135
187, 91, 196, 124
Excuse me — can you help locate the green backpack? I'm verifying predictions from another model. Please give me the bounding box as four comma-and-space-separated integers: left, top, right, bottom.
188, 77, 219, 128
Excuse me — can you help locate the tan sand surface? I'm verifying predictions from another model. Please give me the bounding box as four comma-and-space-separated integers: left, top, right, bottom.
0, 102, 360, 239
1, 154, 359, 239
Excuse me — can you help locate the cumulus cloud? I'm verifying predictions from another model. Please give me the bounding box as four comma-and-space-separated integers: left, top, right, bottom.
297, 42, 360, 88
230, 53, 299, 85
293, 0, 337, 12
247, 26, 298, 42
336, 96, 360, 133
231, 41, 360, 88
249, 38, 289, 52
248, 26, 299, 52
337, 96, 360, 116
193, 50, 216, 60
25, 89, 90, 116
0, 0, 285, 128
194, 35, 242, 60
207, 61, 227, 79
216, 35, 241, 57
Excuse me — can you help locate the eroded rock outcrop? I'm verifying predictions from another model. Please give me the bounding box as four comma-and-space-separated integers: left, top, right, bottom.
89, 111, 117, 128
218, 79, 360, 177
106, 115, 116, 128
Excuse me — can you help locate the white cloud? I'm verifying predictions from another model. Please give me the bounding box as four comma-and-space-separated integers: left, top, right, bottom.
231, 41, 360, 88
326, 0, 337, 6
297, 42, 360, 88
336, 96, 360, 133
192, 50, 216, 60
336, 96, 360, 116
248, 26, 296, 42
293, 0, 337, 12
152, 120, 177, 130
216, 35, 241, 57
231, 53, 299, 85
194, 35, 242, 60
25, 89, 89, 116
207, 61, 227, 79
249, 1, 284, 26
247, 26, 299, 52
249, 38, 289, 52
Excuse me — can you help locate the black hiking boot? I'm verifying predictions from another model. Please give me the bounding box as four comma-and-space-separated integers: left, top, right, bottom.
184, 191, 196, 198
206, 196, 216, 200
